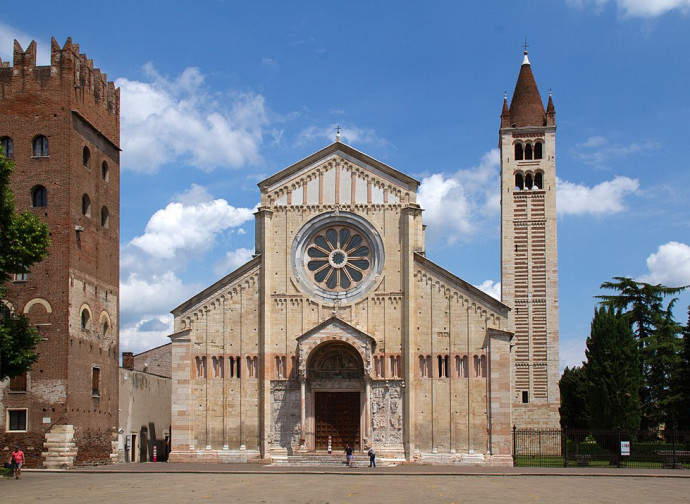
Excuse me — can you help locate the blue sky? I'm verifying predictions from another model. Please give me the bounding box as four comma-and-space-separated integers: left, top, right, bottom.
2, 1, 689, 370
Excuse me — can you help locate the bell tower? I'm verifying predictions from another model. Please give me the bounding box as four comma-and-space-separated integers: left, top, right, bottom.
499, 50, 560, 428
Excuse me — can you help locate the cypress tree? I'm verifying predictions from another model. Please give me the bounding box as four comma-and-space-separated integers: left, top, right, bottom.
585, 306, 642, 432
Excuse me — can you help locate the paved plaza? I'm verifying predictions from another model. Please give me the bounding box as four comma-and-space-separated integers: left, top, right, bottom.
2, 465, 689, 503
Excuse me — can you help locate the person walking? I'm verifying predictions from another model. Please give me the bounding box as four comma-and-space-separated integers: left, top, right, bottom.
367, 445, 376, 467
344, 445, 354, 467
10, 446, 25, 480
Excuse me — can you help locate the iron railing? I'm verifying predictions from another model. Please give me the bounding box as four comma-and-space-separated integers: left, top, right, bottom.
513, 427, 690, 469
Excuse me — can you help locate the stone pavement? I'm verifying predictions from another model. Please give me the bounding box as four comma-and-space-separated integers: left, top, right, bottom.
2, 463, 689, 503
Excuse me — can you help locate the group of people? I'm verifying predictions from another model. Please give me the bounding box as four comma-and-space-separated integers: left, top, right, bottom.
7, 446, 25, 479
344, 444, 375, 467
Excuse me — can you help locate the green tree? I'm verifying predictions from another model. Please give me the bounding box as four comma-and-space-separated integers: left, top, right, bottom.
585, 306, 642, 432
559, 365, 590, 436
597, 277, 688, 430
0, 149, 50, 380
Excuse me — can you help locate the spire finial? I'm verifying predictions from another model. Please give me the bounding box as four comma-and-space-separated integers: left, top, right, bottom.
521, 38, 531, 66
336, 125, 341, 142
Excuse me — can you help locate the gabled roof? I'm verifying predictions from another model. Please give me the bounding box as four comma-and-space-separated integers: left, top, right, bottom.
414, 252, 510, 316
259, 141, 419, 192
171, 255, 261, 316
296, 316, 376, 347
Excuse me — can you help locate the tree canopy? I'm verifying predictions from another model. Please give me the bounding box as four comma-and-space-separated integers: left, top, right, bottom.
0, 149, 50, 380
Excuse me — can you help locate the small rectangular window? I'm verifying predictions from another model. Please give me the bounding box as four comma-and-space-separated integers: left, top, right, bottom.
7, 409, 27, 431
92, 367, 101, 396
13, 271, 28, 282
522, 390, 529, 404
9, 372, 27, 393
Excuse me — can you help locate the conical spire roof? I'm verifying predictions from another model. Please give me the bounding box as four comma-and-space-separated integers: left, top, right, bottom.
508, 52, 546, 128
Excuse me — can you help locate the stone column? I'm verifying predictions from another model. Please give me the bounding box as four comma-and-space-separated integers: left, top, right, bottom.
299, 377, 307, 451
365, 378, 372, 444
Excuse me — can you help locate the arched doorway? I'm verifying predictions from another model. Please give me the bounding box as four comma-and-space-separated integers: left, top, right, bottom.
307, 341, 364, 451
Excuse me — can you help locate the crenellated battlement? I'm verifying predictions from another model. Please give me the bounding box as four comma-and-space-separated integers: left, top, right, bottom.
0, 37, 119, 138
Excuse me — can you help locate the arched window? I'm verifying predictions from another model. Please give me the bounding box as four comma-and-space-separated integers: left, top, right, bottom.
534, 142, 543, 159
82, 194, 91, 217
32, 135, 49, 157
525, 173, 534, 190
31, 185, 47, 207
102, 161, 110, 182
101, 206, 109, 228
81, 308, 91, 330
514, 143, 523, 161
534, 172, 543, 190
525, 143, 533, 160
1, 137, 13, 158
102, 321, 109, 339
515, 173, 524, 191
82, 146, 91, 168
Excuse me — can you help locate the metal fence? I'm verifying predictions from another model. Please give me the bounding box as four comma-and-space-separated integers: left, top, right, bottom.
513, 427, 690, 469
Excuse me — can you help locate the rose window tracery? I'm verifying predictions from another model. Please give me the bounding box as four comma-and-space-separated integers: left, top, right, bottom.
306, 226, 371, 291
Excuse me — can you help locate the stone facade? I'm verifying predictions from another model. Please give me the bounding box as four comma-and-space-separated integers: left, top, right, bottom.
500, 51, 560, 428
169, 142, 513, 465
0, 38, 120, 466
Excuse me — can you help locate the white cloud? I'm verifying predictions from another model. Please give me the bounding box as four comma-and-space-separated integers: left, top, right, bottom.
475, 280, 501, 300
637, 241, 690, 287
573, 136, 659, 167
120, 186, 256, 353
129, 197, 255, 260
557, 175, 639, 216
116, 64, 268, 173
119, 315, 174, 356
120, 271, 198, 318
0, 23, 50, 65
418, 149, 500, 244
560, 337, 587, 373
213, 248, 255, 276
567, 0, 690, 16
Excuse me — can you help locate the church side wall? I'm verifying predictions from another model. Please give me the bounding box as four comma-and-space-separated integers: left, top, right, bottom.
411, 267, 508, 456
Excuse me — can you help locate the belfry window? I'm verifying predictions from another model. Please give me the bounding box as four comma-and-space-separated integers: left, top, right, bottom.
534, 142, 543, 159
524, 143, 533, 160
515, 173, 524, 191
32, 135, 49, 157
525, 173, 533, 190
32, 185, 47, 207
534, 172, 543, 189
514, 143, 523, 161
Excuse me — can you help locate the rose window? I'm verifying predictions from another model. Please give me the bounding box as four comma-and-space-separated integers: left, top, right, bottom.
306, 226, 371, 291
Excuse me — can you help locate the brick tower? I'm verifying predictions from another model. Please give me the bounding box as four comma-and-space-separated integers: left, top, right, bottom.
499, 50, 560, 428
0, 38, 120, 466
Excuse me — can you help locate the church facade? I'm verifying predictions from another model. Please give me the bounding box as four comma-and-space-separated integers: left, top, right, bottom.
167, 52, 558, 464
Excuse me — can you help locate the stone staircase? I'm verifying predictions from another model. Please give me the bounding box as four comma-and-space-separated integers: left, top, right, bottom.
272, 452, 398, 467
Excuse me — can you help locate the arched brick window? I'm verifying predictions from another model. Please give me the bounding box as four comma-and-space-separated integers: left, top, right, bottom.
32, 135, 49, 157
1, 137, 13, 158
82, 194, 91, 217
102, 161, 110, 182
101, 206, 109, 228
82, 146, 91, 168
31, 185, 47, 207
